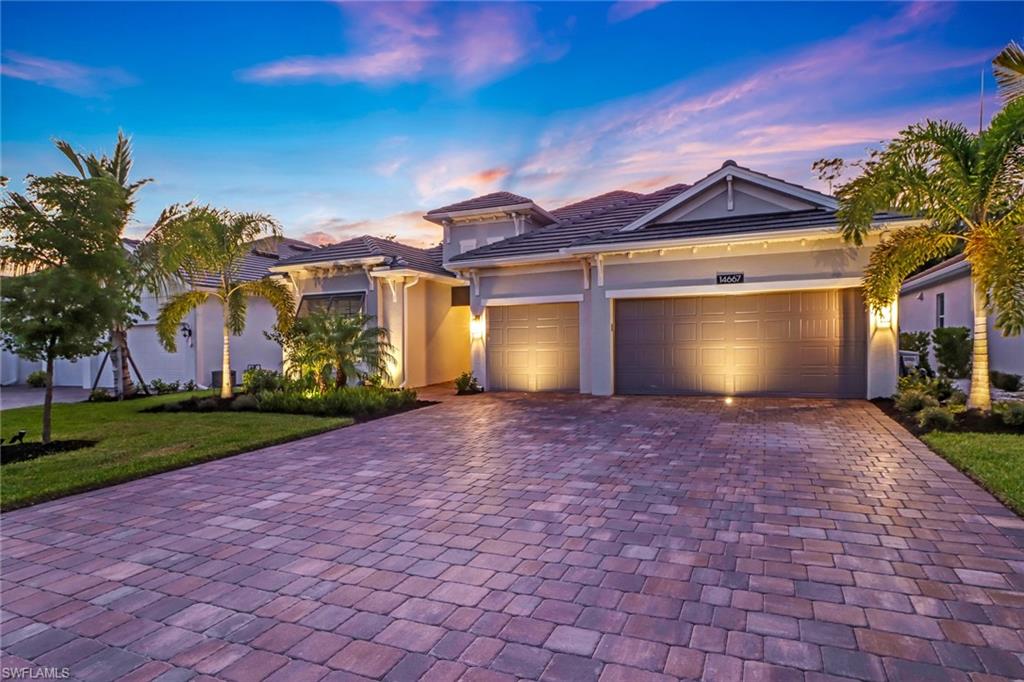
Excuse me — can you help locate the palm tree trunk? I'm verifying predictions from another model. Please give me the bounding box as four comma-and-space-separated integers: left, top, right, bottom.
43, 350, 54, 444
967, 278, 992, 411
335, 359, 346, 389
111, 327, 135, 399
221, 317, 233, 399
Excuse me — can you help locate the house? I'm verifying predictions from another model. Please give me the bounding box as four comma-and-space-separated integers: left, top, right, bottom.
899, 254, 1024, 375
270, 236, 471, 388
0, 237, 316, 389
432, 161, 917, 398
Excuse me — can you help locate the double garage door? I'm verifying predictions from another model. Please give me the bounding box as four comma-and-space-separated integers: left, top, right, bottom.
485, 290, 867, 398
615, 288, 867, 398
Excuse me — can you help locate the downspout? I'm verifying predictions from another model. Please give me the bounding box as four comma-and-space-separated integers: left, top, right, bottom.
399, 276, 420, 387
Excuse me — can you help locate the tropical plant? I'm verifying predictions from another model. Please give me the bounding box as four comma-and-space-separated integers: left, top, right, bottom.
898, 330, 933, 374
155, 206, 295, 398
895, 389, 939, 414
932, 327, 972, 378
833, 95, 1024, 410
918, 405, 955, 431
275, 312, 393, 392
994, 400, 1024, 426
242, 368, 285, 394
25, 370, 48, 388
55, 132, 183, 398
455, 371, 483, 395
1, 167, 131, 442
991, 370, 1022, 392
994, 40, 1024, 103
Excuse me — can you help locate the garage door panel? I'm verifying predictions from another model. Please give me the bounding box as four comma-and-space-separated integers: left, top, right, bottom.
615, 289, 867, 398
487, 303, 580, 392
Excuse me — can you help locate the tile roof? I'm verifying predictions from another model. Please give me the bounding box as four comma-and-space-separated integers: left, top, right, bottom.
188, 237, 318, 288
447, 184, 688, 263
576, 209, 908, 249
425, 191, 535, 216
275, 235, 451, 277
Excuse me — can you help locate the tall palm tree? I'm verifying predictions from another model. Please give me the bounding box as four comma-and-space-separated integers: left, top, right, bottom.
835, 98, 1024, 410
155, 206, 295, 398
56, 132, 180, 397
994, 40, 1024, 103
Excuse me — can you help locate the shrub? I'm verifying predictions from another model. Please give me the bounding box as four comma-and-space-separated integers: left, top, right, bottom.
918, 406, 955, 431
231, 394, 260, 411
897, 372, 955, 402
932, 326, 971, 378
991, 371, 1022, 392
899, 331, 933, 374
88, 388, 115, 402
196, 397, 220, 412
895, 389, 939, 414
26, 370, 47, 388
947, 389, 967, 406
257, 385, 417, 417
455, 371, 483, 395
162, 402, 182, 413
994, 401, 1024, 427
149, 378, 181, 395
182, 380, 198, 392
242, 368, 284, 395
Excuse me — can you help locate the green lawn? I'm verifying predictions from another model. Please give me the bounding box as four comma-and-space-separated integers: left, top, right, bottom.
0, 392, 350, 510
922, 431, 1024, 516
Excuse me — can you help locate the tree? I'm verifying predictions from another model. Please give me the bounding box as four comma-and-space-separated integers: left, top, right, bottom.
834, 98, 1024, 410
55, 132, 182, 398
994, 41, 1024, 103
155, 206, 295, 398
275, 312, 394, 391
1, 172, 132, 441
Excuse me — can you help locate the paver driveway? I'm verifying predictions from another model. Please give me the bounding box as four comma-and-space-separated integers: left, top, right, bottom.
2, 394, 1024, 682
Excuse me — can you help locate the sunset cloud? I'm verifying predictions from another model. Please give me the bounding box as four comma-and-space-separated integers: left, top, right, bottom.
240, 3, 563, 88
607, 1, 666, 23
301, 210, 441, 249
0, 51, 137, 97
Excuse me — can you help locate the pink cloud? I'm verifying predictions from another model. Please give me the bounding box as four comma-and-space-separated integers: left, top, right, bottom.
0, 51, 137, 97
608, 1, 666, 23
240, 3, 562, 88
413, 153, 511, 202
303, 211, 441, 249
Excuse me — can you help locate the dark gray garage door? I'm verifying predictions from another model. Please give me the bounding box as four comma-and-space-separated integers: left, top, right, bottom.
487, 303, 580, 392
615, 289, 867, 398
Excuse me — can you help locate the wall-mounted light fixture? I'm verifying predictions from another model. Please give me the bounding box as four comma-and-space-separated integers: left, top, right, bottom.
873, 304, 893, 329
180, 322, 194, 347
470, 315, 485, 340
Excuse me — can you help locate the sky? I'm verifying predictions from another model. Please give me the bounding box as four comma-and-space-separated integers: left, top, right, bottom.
1, 1, 1017, 248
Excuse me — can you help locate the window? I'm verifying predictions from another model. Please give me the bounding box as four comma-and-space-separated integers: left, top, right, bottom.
459, 238, 478, 254
451, 286, 470, 307
297, 292, 364, 318
935, 292, 945, 328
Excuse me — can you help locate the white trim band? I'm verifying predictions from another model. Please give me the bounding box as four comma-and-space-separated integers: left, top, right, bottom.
606, 277, 862, 299
482, 294, 585, 307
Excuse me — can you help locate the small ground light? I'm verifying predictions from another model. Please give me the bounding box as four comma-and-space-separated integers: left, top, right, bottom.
724, 397, 734, 405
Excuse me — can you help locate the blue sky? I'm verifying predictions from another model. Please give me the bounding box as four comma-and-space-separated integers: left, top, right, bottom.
1, 1, 1016, 247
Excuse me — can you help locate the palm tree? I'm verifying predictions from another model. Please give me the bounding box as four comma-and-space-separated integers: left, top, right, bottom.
281, 311, 393, 391
155, 206, 295, 398
835, 98, 1024, 410
994, 41, 1024, 103
56, 132, 181, 398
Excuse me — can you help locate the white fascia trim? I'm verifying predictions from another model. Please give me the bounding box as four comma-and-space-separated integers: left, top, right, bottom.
482, 294, 584, 307
425, 202, 535, 223
370, 268, 463, 285
565, 219, 922, 257
900, 259, 971, 295
269, 256, 387, 274
619, 166, 838, 233
606, 276, 863, 300
447, 252, 574, 270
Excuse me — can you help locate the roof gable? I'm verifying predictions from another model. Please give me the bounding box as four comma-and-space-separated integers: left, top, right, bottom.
619, 161, 837, 233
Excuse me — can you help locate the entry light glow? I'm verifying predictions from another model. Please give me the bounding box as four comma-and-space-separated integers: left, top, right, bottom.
724, 397, 734, 405
470, 315, 485, 340
873, 305, 893, 329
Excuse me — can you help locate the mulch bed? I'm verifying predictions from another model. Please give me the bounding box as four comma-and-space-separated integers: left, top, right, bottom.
141, 394, 438, 423
1, 440, 98, 466
872, 398, 1022, 436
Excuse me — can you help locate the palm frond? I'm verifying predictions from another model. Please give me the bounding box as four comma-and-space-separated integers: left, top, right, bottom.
53, 139, 86, 178
966, 221, 1024, 336
994, 40, 1024, 104
860, 224, 961, 310
156, 290, 209, 351
979, 97, 1024, 225
224, 287, 248, 336
239, 277, 296, 333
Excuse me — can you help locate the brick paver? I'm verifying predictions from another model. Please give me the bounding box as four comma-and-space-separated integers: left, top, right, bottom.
2, 393, 1023, 680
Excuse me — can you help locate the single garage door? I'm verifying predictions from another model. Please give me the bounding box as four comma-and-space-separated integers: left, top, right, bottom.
487, 303, 579, 392
615, 288, 867, 398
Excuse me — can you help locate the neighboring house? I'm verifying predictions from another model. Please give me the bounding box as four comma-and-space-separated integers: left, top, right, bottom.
435, 161, 917, 399
270, 236, 471, 388
899, 254, 1024, 376
0, 237, 315, 389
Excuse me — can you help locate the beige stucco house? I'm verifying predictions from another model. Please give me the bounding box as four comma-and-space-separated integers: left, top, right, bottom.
899, 255, 1024, 376
425, 161, 917, 399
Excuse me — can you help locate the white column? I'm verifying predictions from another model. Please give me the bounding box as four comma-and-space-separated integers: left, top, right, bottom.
866, 300, 899, 399
590, 291, 614, 396
470, 308, 487, 388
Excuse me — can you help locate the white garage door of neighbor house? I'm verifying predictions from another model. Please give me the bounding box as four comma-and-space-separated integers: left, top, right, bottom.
127, 326, 191, 385
486, 303, 580, 392
52, 358, 84, 387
